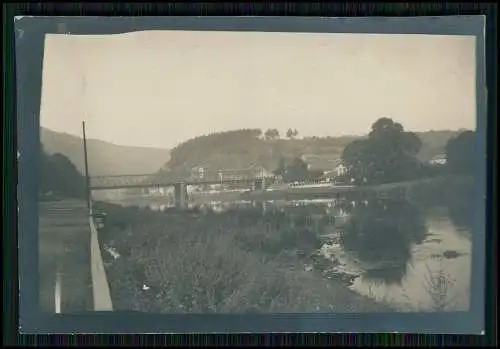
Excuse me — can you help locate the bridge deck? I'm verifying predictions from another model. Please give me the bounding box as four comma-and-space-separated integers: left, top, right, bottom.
89, 173, 421, 198
89, 174, 275, 190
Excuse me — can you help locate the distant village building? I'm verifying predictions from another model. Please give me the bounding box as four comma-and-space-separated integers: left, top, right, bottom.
300, 156, 349, 176
148, 187, 168, 196
301, 154, 339, 171
321, 170, 336, 182
335, 163, 348, 177
214, 165, 273, 181
198, 167, 205, 179
190, 166, 207, 180
188, 164, 275, 184
318, 160, 351, 183
255, 166, 274, 178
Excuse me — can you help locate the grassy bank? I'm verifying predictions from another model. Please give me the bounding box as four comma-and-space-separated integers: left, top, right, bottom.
94, 202, 392, 313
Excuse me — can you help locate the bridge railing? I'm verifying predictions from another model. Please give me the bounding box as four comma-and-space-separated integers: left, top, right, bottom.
90, 174, 157, 188
89, 174, 280, 189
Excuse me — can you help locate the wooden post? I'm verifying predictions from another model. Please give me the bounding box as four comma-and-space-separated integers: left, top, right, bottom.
82, 121, 91, 213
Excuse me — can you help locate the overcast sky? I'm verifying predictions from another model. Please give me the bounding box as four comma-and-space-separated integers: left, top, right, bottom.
40, 30, 476, 149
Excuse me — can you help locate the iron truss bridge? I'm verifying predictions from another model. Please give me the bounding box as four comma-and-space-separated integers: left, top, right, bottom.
89, 174, 278, 190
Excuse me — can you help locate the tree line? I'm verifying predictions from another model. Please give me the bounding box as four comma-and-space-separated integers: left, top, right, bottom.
161, 119, 471, 185
340, 118, 475, 185
264, 128, 299, 140
270, 117, 476, 185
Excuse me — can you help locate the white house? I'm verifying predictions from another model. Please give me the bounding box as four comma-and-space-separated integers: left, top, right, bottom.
197, 167, 205, 179
255, 166, 274, 178
216, 165, 273, 181
335, 163, 348, 177
190, 166, 207, 180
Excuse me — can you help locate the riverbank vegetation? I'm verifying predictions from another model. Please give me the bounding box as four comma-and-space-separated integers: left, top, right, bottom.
96, 187, 471, 313
94, 202, 392, 313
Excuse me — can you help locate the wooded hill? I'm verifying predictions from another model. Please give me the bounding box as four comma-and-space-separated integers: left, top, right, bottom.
41, 127, 171, 176
158, 129, 460, 180
40, 126, 460, 180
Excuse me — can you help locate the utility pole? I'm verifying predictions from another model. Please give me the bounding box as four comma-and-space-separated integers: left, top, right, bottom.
82, 121, 91, 213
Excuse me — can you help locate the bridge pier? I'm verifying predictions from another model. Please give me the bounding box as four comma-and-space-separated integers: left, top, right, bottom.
173, 182, 188, 209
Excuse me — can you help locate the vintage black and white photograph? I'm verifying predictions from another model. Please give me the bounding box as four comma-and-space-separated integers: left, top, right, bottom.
36, 28, 480, 316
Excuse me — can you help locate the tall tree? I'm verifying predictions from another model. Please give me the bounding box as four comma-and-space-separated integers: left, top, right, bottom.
264, 128, 280, 140
284, 157, 309, 182
342, 139, 373, 182
274, 157, 287, 177
271, 129, 280, 140
445, 130, 475, 174
342, 118, 422, 184
286, 128, 294, 139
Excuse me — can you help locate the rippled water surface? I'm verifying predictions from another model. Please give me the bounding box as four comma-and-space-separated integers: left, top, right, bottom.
337, 212, 471, 311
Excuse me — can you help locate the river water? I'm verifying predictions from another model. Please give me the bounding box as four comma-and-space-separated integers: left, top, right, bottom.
344, 211, 471, 311
101, 194, 472, 312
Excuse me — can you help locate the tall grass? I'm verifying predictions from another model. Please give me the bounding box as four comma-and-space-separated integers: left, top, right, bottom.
421, 262, 458, 312
95, 202, 391, 313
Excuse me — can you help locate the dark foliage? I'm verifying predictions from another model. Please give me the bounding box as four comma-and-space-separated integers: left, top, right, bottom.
341, 118, 423, 184
445, 130, 476, 175
39, 144, 86, 199
274, 156, 324, 183
159, 126, 456, 183
340, 199, 427, 285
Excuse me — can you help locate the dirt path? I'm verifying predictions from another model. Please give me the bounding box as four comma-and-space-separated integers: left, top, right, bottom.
38, 199, 94, 313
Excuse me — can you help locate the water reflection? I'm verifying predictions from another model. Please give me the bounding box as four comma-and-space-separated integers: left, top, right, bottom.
340, 198, 427, 285
363, 264, 410, 286
341, 199, 471, 311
